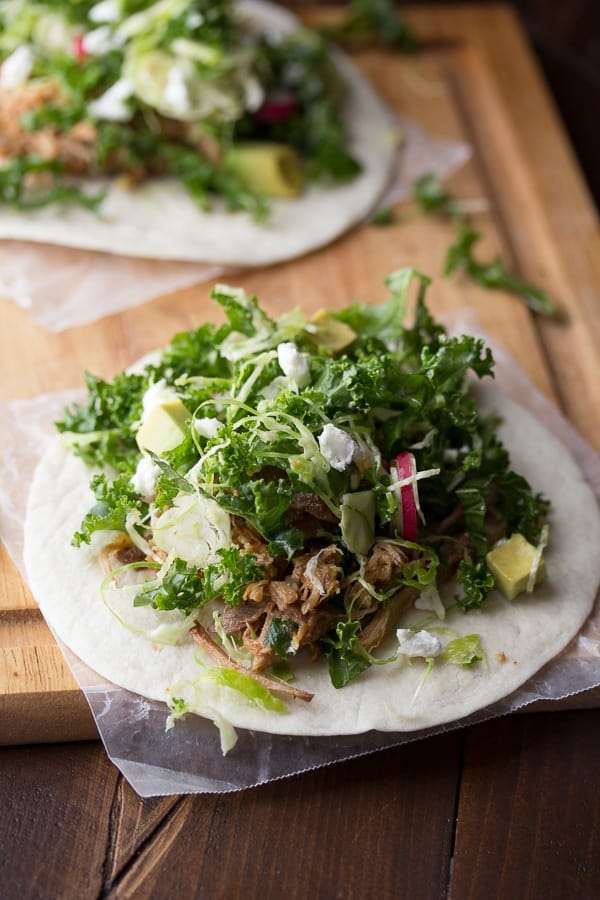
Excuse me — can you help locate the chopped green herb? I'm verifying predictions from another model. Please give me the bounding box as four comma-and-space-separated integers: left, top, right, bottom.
445, 227, 558, 318
413, 173, 559, 317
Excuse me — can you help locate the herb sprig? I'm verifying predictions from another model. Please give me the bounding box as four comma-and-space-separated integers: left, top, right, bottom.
413, 173, 558, 317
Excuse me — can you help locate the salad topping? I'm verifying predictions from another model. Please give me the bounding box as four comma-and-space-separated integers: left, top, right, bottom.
0, 0, 360, 213
57, 270, 550, 696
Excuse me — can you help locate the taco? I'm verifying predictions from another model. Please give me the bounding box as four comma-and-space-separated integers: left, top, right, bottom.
0, 0, 397, 265
23, 270, 600, 740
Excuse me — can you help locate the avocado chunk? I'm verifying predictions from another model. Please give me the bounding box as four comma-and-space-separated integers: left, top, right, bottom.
135, 400, 191, 456
486, 533, 546, 601
227, 143, 304, 198
306, 310, 357, 353
341, 491, 375, 556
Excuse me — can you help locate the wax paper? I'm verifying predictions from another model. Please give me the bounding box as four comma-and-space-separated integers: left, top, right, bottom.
1, 332, 598, 797
0, 115, 470, 332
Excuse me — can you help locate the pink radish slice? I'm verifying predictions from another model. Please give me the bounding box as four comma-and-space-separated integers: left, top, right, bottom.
73, 35, 88, 62
395, 452, 418, 541
254, 92, 298, 124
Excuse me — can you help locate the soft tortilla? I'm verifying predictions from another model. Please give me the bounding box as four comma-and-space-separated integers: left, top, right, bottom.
23, 384, 600, 736
0, 1, 398, 266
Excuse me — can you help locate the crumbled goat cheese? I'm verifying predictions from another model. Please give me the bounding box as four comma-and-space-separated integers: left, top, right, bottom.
414, 587, 446, 620
163, 64, 191, 117
277, 342, 310, 387
319, 424, 356, 472
141, 380, 180, 422
89, 0, 120, 23
396, 628, 443, 658
245, 76, 265, 112
82, 25, 118, 56
131, 455, 161, 497
194, 417, 222, 439
87, 77, 134, 121
187, 11, 204, 28
0, 45, 34, 89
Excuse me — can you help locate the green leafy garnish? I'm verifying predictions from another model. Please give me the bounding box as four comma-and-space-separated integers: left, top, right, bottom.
59, 268, 550, 693
72, 473, 146, 546
444, 634, 483, 668
445, 227, 558, 317
323, 0, 421, 52
413, 173, 558, 317
0, 155, 105, 212
204, 667, 288, 713
0, 0, 359, 215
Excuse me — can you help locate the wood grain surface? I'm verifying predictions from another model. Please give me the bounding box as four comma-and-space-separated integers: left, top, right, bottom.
1, 4, 600, 898
1, 2, 599, 745
1, 711, 599, 898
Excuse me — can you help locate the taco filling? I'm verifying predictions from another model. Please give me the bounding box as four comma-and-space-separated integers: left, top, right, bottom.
23, 269, 600, 739
46, 270, 555, 691
0, 0, 361, 216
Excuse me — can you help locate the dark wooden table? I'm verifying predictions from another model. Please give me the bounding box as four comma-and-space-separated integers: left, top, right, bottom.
2, 710, 599, 897
1, 4, 599, 898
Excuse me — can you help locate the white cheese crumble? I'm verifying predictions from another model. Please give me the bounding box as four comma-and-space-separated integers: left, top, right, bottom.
163, 64, 191, 117
318, 424, 356, 472
244, 76, 265, 113
0, 45, 34, 89
396, 628, 442, 658
186, 11, 204, 29
87, 77, 134, 122
194, 417, 222, 439
414, 586, 446, 620
131, 455, 161, 497
140, 380, 180, 422
89, 0, 120, 22
277, 342, 310, 387
82, 25, 118, 56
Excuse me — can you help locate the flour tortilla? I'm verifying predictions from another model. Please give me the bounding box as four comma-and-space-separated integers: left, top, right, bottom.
23, 384, 600, 736
0, 1, 398, 266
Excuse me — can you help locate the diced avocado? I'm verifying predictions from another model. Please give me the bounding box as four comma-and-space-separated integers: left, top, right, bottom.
135, 400, 191, 456
341, 491, 375, 556
226, 143, 304, 198
306, 310, 357, 353
486, 533, 546, 601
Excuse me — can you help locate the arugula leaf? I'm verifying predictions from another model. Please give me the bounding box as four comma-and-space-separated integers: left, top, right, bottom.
445, 228, 558, 317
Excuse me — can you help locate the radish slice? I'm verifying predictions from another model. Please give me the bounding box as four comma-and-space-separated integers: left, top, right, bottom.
254, 92, 298, 124
395, 452, 418, 541
73, 34, 88, 62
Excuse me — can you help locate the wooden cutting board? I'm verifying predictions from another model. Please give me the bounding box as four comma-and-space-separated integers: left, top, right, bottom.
1, 4, 599, 744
